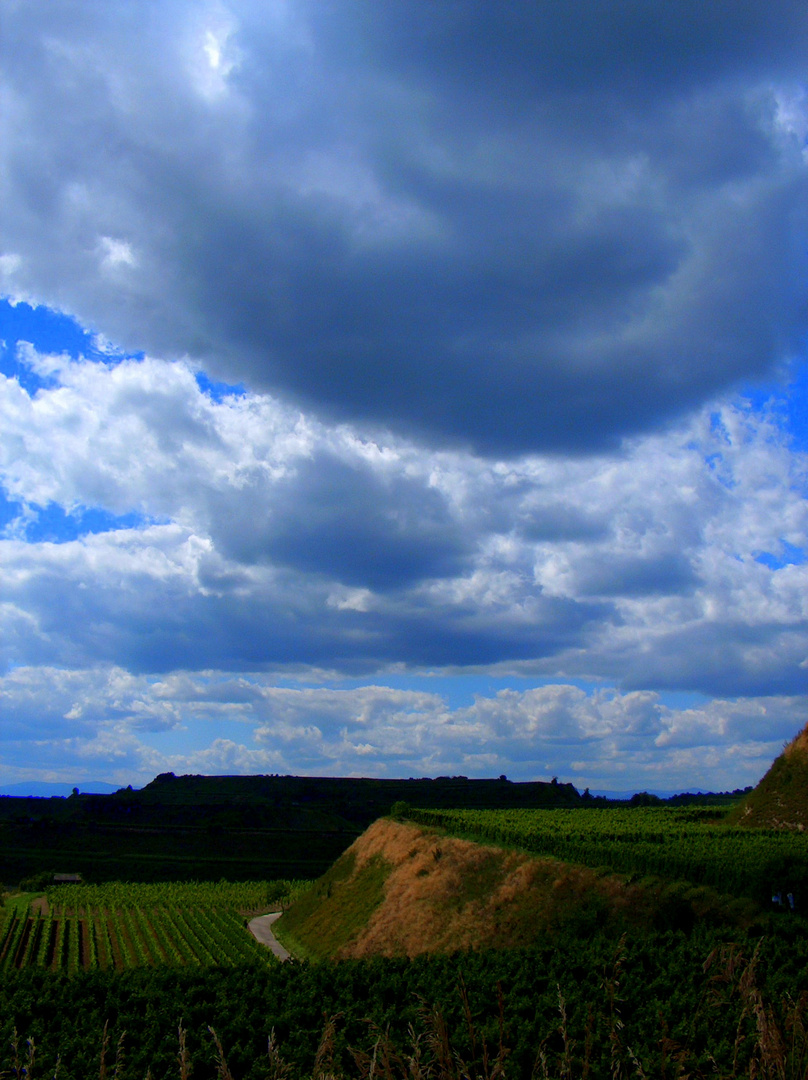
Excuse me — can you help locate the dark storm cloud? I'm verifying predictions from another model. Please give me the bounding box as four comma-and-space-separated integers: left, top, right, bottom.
206, 452, 472, 590
331, 2, 808, 98
0, 531, 609, 675
616, 620, 808, 698
3, 2, 808, 455
572, 552, 699, 598
517, 505, 608, 543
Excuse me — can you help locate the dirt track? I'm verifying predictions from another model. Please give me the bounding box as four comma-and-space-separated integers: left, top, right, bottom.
247, 911, 290, 961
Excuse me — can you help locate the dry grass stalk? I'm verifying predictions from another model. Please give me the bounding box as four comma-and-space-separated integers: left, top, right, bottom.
10, 1031, 35, 1080
420, 1000, 456, 1080
401, 1024, 426, 1080
655, 1014, 691, 1080
311, 1013, 343, 1080
531, 1045, 551, 1080
207, 1027, 236, 1080
602, 934, 627, 1080
266, 1029, 292, 1080
348, 1024, 404, 1080
557, 987, 573, 1079
98, 1021, 110, 1080
702, 939, 808, 1080
178, 1022, 191, 1080
2, 1029, 59, 1080
581, 1003, 595, 1080
783, 992, 808, 1079
111, 1031, 126, 1080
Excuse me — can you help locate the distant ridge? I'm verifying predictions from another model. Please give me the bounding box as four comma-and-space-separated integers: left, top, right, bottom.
0, 772, 582, 885
732, 723, 808, 830
0, 781, 125, 798
588, 788, 727, 800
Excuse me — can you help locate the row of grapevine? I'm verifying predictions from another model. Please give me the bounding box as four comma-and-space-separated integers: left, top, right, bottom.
1, 903, 280, 973
0, 914, 24, 972
4, 921, 808, 1080
46, 878, 306, 913
408, 807, 808, 901
0, 877, 309, 975
197, 908, 270, 965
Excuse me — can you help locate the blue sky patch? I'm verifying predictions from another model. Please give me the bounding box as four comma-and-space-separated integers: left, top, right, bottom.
739, 357, 808, 452
194, 370, 246, 402
0, 488, 20, 532
754, 540, 807, 570
2, 496, 152, 543
0, 299, 143, 395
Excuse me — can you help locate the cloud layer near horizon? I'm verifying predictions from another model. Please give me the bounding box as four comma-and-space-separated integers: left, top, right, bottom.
0, 664, 804, 792
3, 1, 808, 454
0, 343, 806, 787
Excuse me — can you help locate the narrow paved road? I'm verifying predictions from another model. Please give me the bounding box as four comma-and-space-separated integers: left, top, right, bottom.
248, 911, 291, 961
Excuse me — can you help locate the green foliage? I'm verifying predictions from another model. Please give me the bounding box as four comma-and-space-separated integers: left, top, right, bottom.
407, 806, 808, 905
1, 924, 808, 1078
19, 870, 56, 892
276, 853, 392, 960
45, 878, 306, 913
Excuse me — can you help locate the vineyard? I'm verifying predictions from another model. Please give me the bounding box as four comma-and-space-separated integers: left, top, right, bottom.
0, 879, 306, 974
406, 806, 808, 902
2, 924, 808, 1079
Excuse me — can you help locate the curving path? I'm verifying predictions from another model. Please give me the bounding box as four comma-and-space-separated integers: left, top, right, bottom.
247, 911, 291, 961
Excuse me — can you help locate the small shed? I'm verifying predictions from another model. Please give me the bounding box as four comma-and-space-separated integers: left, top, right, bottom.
52, 873, 82, 884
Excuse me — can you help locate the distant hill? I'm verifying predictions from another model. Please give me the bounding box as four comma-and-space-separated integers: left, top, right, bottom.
0, 781, 124, 798
0, 771, 581, 886
731, 723, 808, 830
137, 771, 582, 811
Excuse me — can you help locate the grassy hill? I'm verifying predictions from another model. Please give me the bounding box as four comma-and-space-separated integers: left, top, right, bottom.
273, 817, 758, 960
730, 723, 808, 830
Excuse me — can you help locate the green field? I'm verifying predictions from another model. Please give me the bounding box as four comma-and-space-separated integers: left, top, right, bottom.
2, 920, 808, 1079
1, 791, 807, 1077
406, 805, 808, 903
0, 879, 306, 973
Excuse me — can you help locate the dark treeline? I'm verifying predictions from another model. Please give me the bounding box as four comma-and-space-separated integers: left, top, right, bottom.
0, 773, 581, 885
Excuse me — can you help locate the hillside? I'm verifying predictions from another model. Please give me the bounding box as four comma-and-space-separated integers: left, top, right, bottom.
731, 723, 808, 829
0, 772, 580, 885
274, 818, 755, 960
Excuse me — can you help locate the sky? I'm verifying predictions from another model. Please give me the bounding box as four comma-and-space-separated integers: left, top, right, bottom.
1, 0, 808, 794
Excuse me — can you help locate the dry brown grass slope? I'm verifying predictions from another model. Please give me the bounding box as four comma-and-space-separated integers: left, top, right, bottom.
730, 722, 808, 830
276, 818, 756, 961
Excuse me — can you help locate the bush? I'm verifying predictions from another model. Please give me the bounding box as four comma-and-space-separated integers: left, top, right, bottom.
19, 870, 54, 892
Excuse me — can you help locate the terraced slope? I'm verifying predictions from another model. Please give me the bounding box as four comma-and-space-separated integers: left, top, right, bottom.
274, 818, 756, 960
